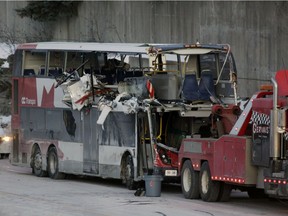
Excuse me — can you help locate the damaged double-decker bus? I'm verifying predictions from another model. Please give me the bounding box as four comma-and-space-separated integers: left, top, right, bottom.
10, 42, 237, 189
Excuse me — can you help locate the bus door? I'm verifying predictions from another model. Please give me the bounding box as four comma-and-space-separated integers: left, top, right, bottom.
137, 112, 154, 175
82, 110, 99, 174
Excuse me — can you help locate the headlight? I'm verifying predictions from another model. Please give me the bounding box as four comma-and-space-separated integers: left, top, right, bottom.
2, 136, 11, 142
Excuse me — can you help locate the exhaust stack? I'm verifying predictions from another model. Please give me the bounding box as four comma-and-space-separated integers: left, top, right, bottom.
270, 77, 280, 159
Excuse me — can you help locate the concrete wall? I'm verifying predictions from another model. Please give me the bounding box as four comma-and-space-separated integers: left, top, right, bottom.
0, 1, 52, 45
1, 1, 288, 98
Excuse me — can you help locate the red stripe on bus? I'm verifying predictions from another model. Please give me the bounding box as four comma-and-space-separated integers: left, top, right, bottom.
17, 43, 38, 50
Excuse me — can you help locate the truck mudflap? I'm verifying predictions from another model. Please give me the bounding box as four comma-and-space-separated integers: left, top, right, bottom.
264, 177, 288, 199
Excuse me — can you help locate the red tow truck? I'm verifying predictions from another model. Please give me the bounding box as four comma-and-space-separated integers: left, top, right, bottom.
178, 70, 288, 201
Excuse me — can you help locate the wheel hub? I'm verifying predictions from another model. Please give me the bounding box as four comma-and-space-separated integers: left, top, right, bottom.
201, 170, 209, 194
49, 154, 56, 174
34, 153, 42, 170
183, 168, 192, 192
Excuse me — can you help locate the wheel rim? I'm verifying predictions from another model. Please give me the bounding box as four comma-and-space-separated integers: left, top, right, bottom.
183, 168, 192, 192
49, 153, 57, 175
34, 151, 42, 170
201, 170, 209, 194
125, 163, 131, 181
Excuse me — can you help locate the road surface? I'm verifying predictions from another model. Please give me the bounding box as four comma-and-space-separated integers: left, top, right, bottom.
0, 158, 287, 216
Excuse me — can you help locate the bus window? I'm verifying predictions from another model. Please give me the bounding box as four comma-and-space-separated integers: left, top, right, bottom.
199, 54, 217, 79
63, 110, 76, 137
30, 108, 45, 131
185, 55, 198, 75
46, 110, 62, 132
23, 51, 46, 76
48, 51, 65, 77
165, 54, 180, 74
13, 50, 23, 76
219, 53, 234, 80
66, 52, 85, 74
13, 79, 18, 114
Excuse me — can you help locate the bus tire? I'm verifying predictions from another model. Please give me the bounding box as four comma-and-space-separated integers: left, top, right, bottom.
123, 154, 136, 190
47, 147, 65, 179
181, 160, 200, 199
32, 146, 47, 177
217, 182, 232, 202
200, 161, 220, 202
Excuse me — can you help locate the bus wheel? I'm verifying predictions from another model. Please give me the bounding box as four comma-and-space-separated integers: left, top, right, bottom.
123, 154, 136, 190
47, 147, 65, 179
181, 160, 200, 199
32, 146, 47, 177
200, 161, 220, 202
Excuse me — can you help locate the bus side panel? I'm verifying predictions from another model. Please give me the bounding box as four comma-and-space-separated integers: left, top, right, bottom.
82, 109, 99, 174
54, 109, 83, 174
58, 141, 84, 174
96, 112, 136, 179
17, 107, 83, 171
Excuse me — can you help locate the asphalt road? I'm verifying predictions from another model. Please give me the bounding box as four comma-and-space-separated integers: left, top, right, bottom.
0, 158, 287, 216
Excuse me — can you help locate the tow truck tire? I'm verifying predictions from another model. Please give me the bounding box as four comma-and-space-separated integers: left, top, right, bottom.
181, 160, 200, 199
217, 182, 232, 202
200, 161, 220, 202
32, 146, 47, 177
123, 154, 136, 190
47, 147, 65, 179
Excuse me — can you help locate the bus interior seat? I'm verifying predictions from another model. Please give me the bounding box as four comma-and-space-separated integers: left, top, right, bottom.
48, 68, 63, 77
182, 73, 200, 101
199, 70, 215, 101
116, 69, 126, 83
48, 69, 58, 77
99, 69, 115, 84
39, 68, 45, 75
23, 69, 35, 76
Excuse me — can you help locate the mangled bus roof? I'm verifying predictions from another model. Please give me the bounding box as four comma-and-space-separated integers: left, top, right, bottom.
16, 42, 150, 54
147, 44, 230, 55
16, 42, 229, 55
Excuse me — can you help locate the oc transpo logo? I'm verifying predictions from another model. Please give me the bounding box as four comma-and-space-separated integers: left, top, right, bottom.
21, 97, 36, 105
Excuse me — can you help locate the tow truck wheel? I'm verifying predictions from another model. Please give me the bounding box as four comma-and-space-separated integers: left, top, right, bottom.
217, 182, 232, 202
32, 146, 47, 177
47, 147, 65, 179
200, 161, 220, 202
181, 160, 200, 199
123, 154, 136, 190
